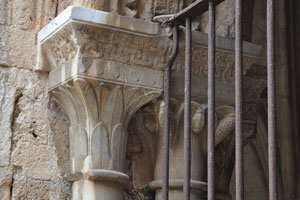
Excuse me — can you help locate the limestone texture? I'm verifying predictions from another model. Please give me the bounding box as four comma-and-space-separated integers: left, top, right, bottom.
0, 66, 71, 199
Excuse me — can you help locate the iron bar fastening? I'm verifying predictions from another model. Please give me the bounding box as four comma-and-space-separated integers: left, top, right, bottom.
267, 0, 277, 199
183, 16, 192, 200
162, 25, 179, 200
235, 0, 244, 199
207, 0, 216, 200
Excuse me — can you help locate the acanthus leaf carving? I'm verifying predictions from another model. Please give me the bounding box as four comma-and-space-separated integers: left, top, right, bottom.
191, 107, 206, 134
124, 87, 161, 126
91, 122, 110, 169
103, 86, 124, 134
51, 77, 161, 177
66, 80, 88, 128
71, 124, 88, 173
110, 123, 127, 171
155, 99, 236, 152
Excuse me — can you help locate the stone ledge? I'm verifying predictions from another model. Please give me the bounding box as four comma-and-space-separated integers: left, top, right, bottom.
149, 179, 207, 191
36, 5, 262, 73
149, 179, 231, 200
185, 28, 262, 58
38, 6, 160, 44
170, 74, 235, 102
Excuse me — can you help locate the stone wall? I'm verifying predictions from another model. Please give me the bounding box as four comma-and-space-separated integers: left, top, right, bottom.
0, 67, 71, 199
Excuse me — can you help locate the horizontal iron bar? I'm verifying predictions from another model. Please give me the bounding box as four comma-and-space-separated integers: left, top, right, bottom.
166, 0, 224, 25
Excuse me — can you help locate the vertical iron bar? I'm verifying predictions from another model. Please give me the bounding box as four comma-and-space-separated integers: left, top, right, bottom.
163, 25, 179, 200
207, 1, 215, 200
267, 0, 277, 199
184, 16, 192, 200
235, 0, 244, 199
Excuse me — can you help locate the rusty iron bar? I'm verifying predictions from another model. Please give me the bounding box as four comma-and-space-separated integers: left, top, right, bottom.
166, 0, 224, 25
207, 0, 215, 200
162, 25, 179, 200
267, 0, 277, 199
235, 0, 244, 199
183, 16, 192, 200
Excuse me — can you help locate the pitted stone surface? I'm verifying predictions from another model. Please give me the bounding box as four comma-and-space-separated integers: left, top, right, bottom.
0, 66, 71, 199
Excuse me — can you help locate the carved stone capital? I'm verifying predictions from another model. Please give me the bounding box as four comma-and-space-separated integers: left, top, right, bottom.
135, 88, 267, 199
133, 98, 234, 200
52, 78, 160, 172
51, 77, 160, 199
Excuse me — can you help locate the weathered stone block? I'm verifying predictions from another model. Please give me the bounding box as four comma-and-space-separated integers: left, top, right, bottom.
0, 0, 9, 25
0, 167, 12, 200
0, 28, 36, 69
11, 174, 71, 200
12, 0, 36, 30
35, 0, 58, 30
0, 68, 14, 167
0, 66, 72, 199
12, 144, 60, 180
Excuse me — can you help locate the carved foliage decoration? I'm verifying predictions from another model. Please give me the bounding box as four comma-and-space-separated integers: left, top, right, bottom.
45, 26, 76, 68
51, 78, 160, 173
156, 99, 235, 152
43, 23, 256, 83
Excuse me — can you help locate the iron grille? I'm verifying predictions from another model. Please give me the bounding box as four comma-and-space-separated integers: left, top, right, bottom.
160, 0, 277, 199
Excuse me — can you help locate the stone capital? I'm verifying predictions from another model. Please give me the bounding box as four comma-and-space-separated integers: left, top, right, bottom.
146, 98, 235, 199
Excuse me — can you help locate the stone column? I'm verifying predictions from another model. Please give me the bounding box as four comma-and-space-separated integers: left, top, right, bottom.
36, 6, 163, 200
148, 99, 235, 200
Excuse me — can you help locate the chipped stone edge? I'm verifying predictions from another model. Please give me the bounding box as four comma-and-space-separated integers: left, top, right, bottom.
38, 5, 160, 44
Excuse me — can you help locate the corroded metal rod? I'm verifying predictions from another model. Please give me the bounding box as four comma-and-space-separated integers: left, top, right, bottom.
166, 0, 224, 25
163, 25, 179, 200
267, 0, 277, 199
207, 0, 216, 200
183, 16, 192, 200
235, 0, 244, 199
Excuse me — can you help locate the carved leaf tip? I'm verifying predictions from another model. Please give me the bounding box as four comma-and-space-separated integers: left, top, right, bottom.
110, 123, 127, 171
91, 122, 110, 169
